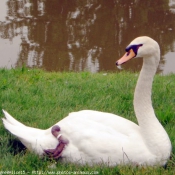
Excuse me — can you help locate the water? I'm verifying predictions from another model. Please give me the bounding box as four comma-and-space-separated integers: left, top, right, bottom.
0, 0, 175, 75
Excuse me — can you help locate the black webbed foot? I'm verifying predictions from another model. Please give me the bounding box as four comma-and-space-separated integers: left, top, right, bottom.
44, 125, 69, 159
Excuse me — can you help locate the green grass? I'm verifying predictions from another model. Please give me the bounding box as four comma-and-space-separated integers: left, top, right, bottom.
0, 67, 175, 174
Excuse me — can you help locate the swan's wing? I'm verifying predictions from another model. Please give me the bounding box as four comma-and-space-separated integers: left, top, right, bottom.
57, 110, 145, 164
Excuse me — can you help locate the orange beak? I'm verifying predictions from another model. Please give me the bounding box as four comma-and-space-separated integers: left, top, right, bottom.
116, 49, 136, 65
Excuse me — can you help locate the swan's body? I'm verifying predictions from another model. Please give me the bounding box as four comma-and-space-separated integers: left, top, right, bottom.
2, 36, 171, 166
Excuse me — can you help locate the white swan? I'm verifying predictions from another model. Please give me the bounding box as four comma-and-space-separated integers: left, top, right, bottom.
2, 36, 171, 166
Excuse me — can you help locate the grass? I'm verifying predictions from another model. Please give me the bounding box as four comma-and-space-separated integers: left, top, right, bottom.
0, 67, 175, 174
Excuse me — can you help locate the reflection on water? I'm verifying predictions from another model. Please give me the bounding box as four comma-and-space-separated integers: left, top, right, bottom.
0, 0, 175, 74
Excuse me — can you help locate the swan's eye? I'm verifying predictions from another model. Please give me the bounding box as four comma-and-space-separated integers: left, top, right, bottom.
125, 44, 143, 56
126, 50, 130, 56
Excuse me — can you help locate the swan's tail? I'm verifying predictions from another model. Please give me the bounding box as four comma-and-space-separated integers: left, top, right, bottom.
2, 109, 33, 141
2, 110, 43, 150
2, 109, 26, 128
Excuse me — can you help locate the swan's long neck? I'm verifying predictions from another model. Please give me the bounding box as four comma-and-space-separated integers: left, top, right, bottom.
134, 54, 171, 158
134, 55, 158, 127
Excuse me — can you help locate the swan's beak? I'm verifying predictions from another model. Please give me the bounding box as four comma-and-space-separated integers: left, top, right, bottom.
116, 49, 136, 65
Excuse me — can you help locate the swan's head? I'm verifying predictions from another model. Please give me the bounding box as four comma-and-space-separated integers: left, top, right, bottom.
116, 36, 160, 66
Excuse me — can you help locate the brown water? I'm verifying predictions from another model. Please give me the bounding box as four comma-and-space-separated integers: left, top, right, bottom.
0, 0, 175, 74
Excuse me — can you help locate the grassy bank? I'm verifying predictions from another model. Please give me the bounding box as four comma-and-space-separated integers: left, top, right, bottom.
0, 68, 175, 175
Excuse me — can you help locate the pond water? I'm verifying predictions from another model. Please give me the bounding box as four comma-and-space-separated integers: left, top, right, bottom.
0, 0, 175, 74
